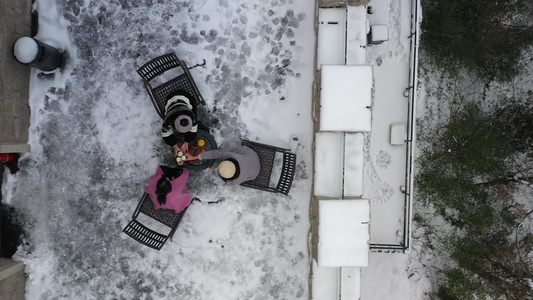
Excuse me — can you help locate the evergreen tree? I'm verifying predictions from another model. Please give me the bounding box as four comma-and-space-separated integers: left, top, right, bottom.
416, 100, 533, 299
421, 0, 533, 82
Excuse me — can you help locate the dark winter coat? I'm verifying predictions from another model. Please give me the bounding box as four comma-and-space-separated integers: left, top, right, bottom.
161, 90, 198, 146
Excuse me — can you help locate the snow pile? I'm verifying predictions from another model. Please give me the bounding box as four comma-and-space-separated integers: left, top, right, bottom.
13, 37, 38, 64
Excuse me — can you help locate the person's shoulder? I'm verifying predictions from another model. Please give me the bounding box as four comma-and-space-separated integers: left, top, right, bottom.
230, 145, 246, 151
239, 145, 256, 154
167, 89, 193, 100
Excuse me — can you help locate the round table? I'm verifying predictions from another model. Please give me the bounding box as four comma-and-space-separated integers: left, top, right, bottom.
180, 129, 217, 171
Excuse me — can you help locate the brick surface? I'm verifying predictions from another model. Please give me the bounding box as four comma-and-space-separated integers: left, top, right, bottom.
0, 144, 31, 153
0, 104, 5, 141
15, 274, 25, 290
3, 99, 14, 143
0, 57, 4, 94
0, 259, 25, 300
0, 20, 5, 44
0, 0, 32, 153
21, 104, 30, 135
19, 68, 30, 95
14, 117, 21, 140
13, 91, 22, 117
2, 67, 14, 98
0, 1, 5, 17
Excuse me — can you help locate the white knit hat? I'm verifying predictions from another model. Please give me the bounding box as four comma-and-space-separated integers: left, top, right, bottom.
218, 160, 236, 179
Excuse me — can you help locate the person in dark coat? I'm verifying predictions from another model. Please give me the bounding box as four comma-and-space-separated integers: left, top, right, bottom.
185, 146, 260, 185
161, 90, 198, 156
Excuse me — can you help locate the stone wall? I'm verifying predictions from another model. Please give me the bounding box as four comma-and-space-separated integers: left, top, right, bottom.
0, 0, 33, 154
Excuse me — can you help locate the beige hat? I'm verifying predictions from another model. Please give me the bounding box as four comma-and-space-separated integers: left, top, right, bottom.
218, 160, 236, 179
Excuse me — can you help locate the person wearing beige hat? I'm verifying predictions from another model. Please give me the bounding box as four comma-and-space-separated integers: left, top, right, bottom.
185, 146, 260, 185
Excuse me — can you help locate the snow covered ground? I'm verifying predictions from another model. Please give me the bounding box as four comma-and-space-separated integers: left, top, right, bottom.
4, 0, 315, 299
1, 0, 433, 299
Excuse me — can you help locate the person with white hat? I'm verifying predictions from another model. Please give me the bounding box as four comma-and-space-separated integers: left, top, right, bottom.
161, 90, 198, 156
185, 146, 260, 185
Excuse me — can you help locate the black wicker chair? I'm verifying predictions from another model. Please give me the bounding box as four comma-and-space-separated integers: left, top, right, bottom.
137, 52, 206, 119
240, 140, 297, 195
137, 53, 216, 171
123, 192, 192, 250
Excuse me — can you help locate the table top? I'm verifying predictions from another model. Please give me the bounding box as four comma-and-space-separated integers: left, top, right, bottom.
180, 129, 217, 171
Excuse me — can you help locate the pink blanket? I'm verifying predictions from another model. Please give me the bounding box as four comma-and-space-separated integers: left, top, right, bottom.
144, 166, 191, 213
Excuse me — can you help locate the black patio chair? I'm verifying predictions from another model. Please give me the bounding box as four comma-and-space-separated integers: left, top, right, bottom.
137, 52, 206, 119
240, 140, 297, 195
123, 192, 192, 250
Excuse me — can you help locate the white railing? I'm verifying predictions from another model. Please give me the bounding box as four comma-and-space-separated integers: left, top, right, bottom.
403, 0, 420, 252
